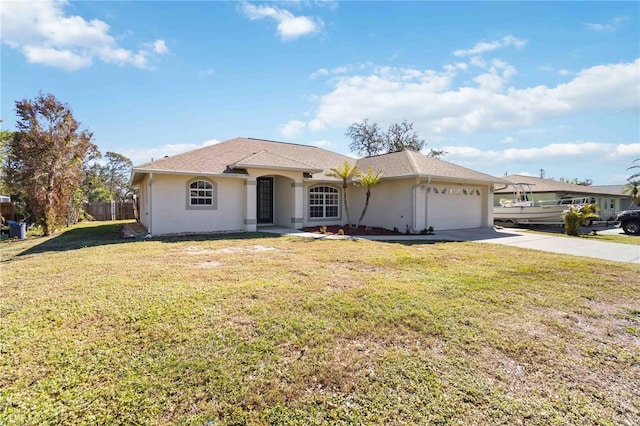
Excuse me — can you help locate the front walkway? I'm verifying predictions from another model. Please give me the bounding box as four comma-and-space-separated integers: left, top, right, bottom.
259, 226, 640, 264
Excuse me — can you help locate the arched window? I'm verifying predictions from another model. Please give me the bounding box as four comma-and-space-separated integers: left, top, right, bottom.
309, 186, 339, 218
186, 178, 217, 209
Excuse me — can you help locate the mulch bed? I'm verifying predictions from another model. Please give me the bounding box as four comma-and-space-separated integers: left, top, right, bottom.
302, 225, 402, 236
122, 222, 149, 238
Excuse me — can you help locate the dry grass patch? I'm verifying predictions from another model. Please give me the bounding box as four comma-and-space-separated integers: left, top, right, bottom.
1, 221, 639, 425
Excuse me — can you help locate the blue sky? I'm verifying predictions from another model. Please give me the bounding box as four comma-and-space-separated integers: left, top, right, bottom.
1, 1, 639, 185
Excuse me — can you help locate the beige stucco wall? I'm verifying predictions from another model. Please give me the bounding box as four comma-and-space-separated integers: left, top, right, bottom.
348, 178, 492, 231
137, 171, 494, 235
274, 176, 295, 227
348, 178, 414, 231
146, 173, 245, 235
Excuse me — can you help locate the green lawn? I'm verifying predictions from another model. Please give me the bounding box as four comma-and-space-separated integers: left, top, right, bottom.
2, 221, 639, 425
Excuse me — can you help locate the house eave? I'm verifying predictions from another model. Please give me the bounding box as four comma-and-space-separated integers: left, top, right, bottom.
131, 168, 250, 185
236, 164, 324, 174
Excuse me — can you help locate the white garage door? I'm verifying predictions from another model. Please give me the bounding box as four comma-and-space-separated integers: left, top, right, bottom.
426, 186, 483, 230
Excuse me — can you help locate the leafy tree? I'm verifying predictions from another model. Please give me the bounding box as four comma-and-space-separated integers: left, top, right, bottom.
0, 125, 13, 195
563, 204, 599, 236
4, 93, 98, 235
346, 119, 445, 158
83, 163, 111, 202
353, 167, 382, 231
104, 152, 134, 201
84, 152, 134, 202
327, 161, 359, 232
559, 177, 593, 186
346, 119, 384, 157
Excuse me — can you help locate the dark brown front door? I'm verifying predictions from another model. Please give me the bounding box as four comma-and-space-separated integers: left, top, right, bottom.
257, 177, 273, 224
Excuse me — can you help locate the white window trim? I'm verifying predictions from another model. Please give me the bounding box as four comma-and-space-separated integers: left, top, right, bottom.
186, 177, 217, 210
308, 185, 340, 220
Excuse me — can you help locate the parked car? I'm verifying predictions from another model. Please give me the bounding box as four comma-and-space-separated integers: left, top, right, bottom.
615, 210, 640, 235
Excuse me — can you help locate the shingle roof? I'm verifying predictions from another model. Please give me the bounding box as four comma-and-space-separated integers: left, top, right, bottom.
496, 175, 626, 196
132, 137, 354, 182
355, 150, 506, 184
231, 150, 323, 173
132, 137, 505, 185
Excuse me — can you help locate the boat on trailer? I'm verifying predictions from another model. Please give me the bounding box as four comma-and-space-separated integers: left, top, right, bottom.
493, 183, 596, 226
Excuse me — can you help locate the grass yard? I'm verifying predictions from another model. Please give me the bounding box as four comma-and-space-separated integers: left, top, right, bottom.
1, 221, 639, 425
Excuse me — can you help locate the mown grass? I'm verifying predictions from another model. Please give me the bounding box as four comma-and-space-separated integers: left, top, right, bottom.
1, 221, 639, 425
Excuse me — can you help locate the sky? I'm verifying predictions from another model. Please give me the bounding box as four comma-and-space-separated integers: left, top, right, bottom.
1, 0, 639, 185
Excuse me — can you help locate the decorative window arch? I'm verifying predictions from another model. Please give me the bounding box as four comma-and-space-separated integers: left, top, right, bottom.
186, 178, 217, 210
309, 185, 340, 219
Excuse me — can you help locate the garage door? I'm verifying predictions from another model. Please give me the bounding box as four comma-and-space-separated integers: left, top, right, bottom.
426, 185, 483, 230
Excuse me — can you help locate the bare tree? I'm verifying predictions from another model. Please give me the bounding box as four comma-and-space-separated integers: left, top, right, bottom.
346, 119, 384, 157
346, 119, 445, 158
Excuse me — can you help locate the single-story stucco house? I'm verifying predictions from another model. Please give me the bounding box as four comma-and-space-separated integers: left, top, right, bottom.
131, 137, 506, 236
495, 175, 633, 220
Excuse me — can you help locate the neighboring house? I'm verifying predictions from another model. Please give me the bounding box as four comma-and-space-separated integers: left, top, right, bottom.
131, 137, 506, 235
495, 175, 631, 220
590, 185, 640, 212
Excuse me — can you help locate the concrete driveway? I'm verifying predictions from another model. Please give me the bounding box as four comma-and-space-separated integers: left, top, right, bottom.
262, 226, 640, 264
433, 227, 640, 264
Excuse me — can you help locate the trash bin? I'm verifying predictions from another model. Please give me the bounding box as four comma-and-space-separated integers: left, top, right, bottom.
7, 220, 26, 239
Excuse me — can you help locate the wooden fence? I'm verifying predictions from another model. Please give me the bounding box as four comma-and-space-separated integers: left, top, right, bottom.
1, 202, 17, 221
2, 201, 135, 223
83, 202, 136, 221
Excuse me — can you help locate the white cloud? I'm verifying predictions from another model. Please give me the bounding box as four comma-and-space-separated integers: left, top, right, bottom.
585, 16, 627, 32
305, 59, 639, 136
310, 68, 329, 79
199, 68, 216, 77
278, 120, 307, 138
202, 139, 221, 146
453, 35, 527, 57
443, 142, 640, 165
241, 2, 322, 41
22, 45, 92, 70
152, 40, 168, 54
0, 0, 168, 70
310, 139, 334, 149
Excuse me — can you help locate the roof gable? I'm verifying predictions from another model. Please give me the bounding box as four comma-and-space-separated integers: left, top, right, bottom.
133, 137, 354, 179
231, 150, 323, 173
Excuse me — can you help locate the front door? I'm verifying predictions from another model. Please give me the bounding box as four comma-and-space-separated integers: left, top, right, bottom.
257, 177, 273, 224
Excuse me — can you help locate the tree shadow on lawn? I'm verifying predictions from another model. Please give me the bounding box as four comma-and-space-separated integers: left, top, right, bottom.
12, 222, 280, 258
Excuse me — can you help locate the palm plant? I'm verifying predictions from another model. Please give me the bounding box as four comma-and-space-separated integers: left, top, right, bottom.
622, 180, 640, 208
623, 159, 640, 208
353, 168, 382, 231
563, 204, 600, 236
627, 158, 640, 180
327, 161, 358, 232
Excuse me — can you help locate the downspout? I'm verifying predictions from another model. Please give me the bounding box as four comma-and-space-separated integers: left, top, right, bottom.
411, 177, 431, 232
148, 173, 153, 235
